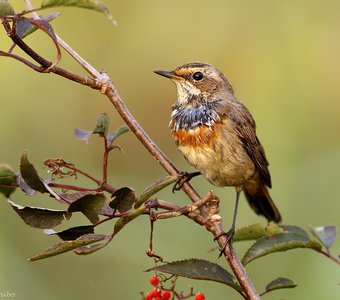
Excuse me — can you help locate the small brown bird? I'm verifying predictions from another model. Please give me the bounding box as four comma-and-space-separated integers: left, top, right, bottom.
154, 62, 281, 238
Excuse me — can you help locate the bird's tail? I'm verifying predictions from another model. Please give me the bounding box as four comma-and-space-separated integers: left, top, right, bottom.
243, 179, 282, 223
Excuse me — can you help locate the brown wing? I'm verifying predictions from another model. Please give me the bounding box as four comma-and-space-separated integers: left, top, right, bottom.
226, 101, 272, 188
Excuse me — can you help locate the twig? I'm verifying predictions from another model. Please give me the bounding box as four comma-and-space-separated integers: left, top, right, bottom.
313, 248, 340, 265
154, 191, 213, 219
102, 137, 109, 184
24, 0, 39, 19
56, 34, 102, 78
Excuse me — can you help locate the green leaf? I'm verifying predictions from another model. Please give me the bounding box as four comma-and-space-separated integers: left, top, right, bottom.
16, 13, 61, 39
135, 175, 178, 208
280, 225, 310, 238
93, 112, 109, 136
242, 232, 322, 265
309, 224, 337, 250
113, 204, 146, 237
0, 0, 14, 17
0, 163, 16, 197
41, 0, 116, 24
20, 152, 49, 193
146, 259, 241, 292
8, 199, 71, 229
68, 193, 106, 224
261, 277, 297, 296
234, 223, 284, 242
74, 128, 93, 144
106, 125, 130, 143
44, 225, 94, 240
73, 238, 111, 255
29, 234, 109, 261
109, 187, 136, 212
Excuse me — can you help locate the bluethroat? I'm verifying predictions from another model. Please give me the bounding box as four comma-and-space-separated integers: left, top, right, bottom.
154, 62, 281, 242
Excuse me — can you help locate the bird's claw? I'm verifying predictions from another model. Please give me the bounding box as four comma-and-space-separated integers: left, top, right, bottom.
214, 227, 235, 258
172, 171, 201, 193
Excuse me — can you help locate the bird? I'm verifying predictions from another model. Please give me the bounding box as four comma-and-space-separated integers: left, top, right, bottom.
154, 62, 281, 242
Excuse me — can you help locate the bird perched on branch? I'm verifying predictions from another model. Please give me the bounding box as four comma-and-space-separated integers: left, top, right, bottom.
154, 62, 281, 243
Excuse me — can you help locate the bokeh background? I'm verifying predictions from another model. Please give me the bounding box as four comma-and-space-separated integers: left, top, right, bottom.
1, 1, 339, 299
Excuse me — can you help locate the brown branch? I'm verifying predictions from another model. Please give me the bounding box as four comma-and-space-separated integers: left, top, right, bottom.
154, 191, 213, 219
313, 248, 340, 265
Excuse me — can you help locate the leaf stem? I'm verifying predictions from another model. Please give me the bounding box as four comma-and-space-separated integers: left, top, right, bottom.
102, 137, 109, 184
313, 248, 340, 265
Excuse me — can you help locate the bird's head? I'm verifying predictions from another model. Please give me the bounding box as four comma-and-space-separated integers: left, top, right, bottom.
154, 62, 234, 105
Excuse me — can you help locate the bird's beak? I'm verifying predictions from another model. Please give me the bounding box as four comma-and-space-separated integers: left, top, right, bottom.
154, 69, 176, 79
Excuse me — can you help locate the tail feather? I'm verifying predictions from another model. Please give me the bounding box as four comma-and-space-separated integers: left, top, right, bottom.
243, 180, 281, 223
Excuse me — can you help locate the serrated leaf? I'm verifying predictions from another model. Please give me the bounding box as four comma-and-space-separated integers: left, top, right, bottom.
44, 225, 95, 241
15, 13, 60, 39
41, 0, 115, 24
242, 232, 322, 265
0, 163, 17, 197
74, 128, 93, 143
146, 259, 241, 292
261, 277, 297, 296
16, 172, 36, 196
107, 125, 130, 143
20, 152, 49, 193
109, 187, 136, 212
29, 234, 109, 261
234, 223, 284, 242
0, 0, 14, 17
93, 112, 109, 136
68, 193, 106, 224
134, 175, 178, 208
309, 224, 337, 249
8, 199, 71, 229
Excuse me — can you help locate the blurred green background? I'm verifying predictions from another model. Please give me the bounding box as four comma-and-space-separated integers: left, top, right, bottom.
1, 0, 339, 299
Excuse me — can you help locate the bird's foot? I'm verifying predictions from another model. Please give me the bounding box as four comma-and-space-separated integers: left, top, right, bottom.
172, 171, 201, 193
214, 227, 235, 258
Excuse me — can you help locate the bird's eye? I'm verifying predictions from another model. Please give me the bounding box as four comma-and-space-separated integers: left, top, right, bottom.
192, 71, 203, 81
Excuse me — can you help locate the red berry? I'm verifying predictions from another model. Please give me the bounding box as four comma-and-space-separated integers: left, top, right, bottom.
154, 288, 162, 297
162, 291, 171, 300
150, 276, 160, 286
145, 291, 154, 300
155, 297, 162, 300
195, 292, 206, 300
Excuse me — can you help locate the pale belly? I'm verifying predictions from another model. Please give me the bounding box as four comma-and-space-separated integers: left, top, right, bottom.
174, 124, 256, 187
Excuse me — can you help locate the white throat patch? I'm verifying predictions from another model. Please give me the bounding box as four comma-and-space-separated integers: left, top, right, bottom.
172, 79, 201, 105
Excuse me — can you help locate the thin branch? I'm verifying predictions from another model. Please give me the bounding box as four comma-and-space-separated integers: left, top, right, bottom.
2, 20, 100, 89
154, 191, 213, 220
313, 248, 340, 265
0, 50, 43, 71
24, 0, 39, 19
102, 137, 109, 184
56, 34, 102, 78
48, 182, 100, 192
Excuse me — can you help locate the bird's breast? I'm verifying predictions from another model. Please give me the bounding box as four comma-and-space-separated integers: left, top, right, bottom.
172, 123, 222, 147
171, 119, 256, 187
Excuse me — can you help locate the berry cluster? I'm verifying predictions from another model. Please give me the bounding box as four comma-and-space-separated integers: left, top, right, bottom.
143, 276, 206, 300
144, 276, 171, 300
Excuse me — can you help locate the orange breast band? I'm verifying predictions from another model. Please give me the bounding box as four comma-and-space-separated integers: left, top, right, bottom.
172, 123, 221, 147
